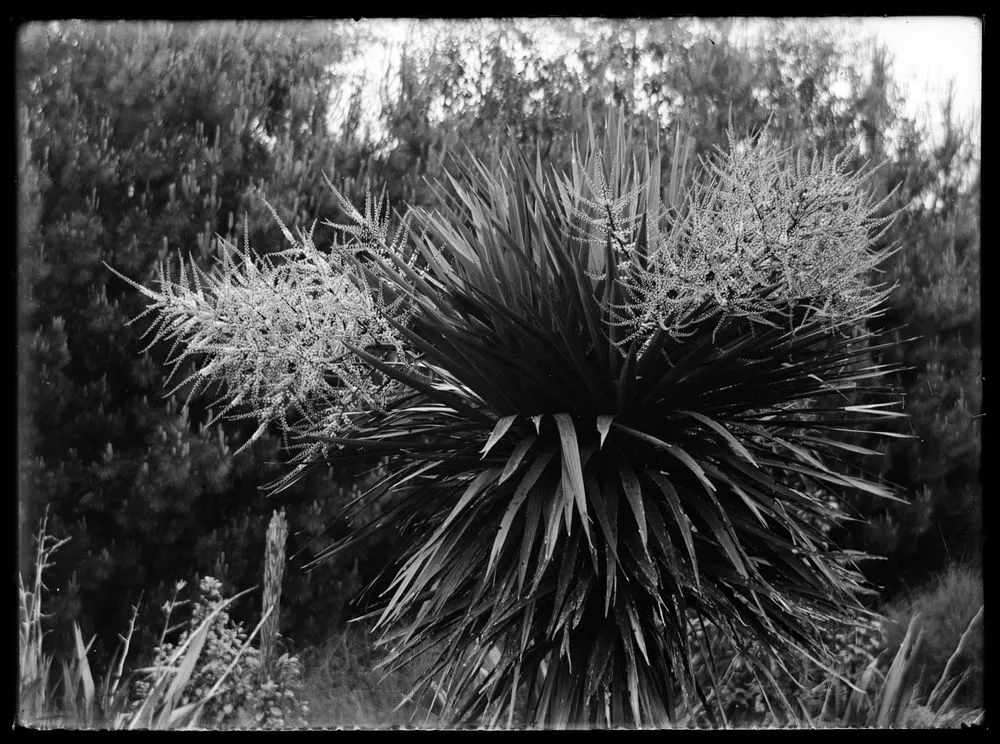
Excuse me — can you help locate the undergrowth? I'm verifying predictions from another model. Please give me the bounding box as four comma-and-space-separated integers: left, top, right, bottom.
19, 512, 983, 729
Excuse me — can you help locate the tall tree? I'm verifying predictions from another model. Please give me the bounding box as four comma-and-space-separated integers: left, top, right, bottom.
840, 91, 981, 591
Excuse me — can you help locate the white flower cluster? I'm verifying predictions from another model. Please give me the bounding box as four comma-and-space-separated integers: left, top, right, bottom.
615, 129, 900, 342
108, 206, 411, 460
567, 148, 645, 257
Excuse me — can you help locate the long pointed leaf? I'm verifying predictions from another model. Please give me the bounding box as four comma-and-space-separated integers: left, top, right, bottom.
646, 470, 701, 591
618, 460, 648, 553
678, 409, 758, 467
553, 414, 592, 547
499, 433, 538, 485
481, 415, 518, 458
613, 422, 716, 494
487, 449, 556, 576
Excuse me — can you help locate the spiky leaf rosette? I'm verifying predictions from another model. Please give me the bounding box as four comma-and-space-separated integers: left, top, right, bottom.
279, 112, 908, 728
118, 109, 905, 726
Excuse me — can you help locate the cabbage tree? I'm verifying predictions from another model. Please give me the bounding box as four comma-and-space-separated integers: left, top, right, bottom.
110, 110, 906, 727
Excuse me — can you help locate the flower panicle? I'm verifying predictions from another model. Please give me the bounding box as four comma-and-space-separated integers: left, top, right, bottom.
611, 125, 903, 344
107, 202, 413, 457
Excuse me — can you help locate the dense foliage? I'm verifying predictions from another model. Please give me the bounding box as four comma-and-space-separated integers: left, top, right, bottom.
18, 18, 980, 690
16, 20, 391, 665
844, 103, 981, 589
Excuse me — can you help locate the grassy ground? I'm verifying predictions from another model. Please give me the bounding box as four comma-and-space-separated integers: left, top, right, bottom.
297, 627, 439, 729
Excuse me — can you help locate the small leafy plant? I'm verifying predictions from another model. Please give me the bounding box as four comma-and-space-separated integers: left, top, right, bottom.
130, 575, 307, 729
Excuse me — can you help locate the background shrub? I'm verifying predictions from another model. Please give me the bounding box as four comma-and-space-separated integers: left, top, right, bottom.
16, 19, 392, 667
880, 562, 983, 707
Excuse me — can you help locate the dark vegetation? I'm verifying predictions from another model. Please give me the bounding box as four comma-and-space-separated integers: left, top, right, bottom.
17, 18, 980, 715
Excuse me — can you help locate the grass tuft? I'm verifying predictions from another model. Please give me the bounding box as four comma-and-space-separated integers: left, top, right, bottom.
298, 626, 439, 728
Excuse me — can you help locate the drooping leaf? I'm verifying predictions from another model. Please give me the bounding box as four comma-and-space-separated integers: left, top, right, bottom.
487, 449, 556, 576
646, 470, 701, 591
499, 433, 538, 484
553, 413, 592, 547
618, 460, 648, 554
